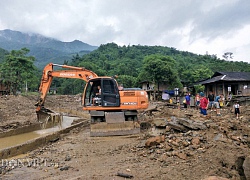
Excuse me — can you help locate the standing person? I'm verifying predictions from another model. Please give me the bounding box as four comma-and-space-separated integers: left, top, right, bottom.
208, 91, 215, 111
195, 93, 200, 110
185, 92, 191, 108
199, 92, 208, 116
227, 92, 232, 101
233, 101, 240, 119
214, 94, 221, 116
219, 94, 225, 108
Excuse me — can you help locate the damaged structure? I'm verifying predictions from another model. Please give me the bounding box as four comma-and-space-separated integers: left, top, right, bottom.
196, 72, 250, 97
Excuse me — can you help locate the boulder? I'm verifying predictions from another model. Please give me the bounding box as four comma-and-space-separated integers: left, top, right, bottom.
145, 135, 165, 147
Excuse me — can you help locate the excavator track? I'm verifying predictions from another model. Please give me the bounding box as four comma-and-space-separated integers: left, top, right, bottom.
90, 112, 140, 137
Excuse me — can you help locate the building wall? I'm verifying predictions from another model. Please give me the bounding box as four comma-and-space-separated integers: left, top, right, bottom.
141, 82, 168, 91
141, 82, 154, 91
205, 81, 250, 98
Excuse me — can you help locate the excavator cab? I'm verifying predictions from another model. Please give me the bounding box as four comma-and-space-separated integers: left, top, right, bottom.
83, 77, 120, 107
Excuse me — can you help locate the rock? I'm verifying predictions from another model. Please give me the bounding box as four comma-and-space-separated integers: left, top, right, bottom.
60, 166, 70, 171
213, 133, 224, 141
231, 136, 241, 142
165, 144, 172, 151
167, 121, 188, 132
202, 176, 229, 180
191, 137, 200, 145
182, 141, 190, 147
159, 154, 168, 162
243, 156, 250, 180
176, 152, 187, 160
145, 135, 165, 147
165, 126, 171, 132
152, 118, 167, 127
65, 155, 71, 161
169, 140, 179, 147
178, 118, 207, 130
140, 121, 151, 130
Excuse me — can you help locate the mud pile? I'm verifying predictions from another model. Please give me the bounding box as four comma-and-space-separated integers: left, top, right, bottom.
136, 102, 250, 179
0, 94, 85, 132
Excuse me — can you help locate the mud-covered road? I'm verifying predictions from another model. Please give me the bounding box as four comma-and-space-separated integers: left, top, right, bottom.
0, 95, 250, 180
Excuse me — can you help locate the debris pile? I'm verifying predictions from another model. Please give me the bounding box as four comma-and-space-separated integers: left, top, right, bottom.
135, 102, 250, 179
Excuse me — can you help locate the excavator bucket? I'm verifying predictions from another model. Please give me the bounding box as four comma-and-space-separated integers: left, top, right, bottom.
90, 112, 140, 137
36, 108, 63, 129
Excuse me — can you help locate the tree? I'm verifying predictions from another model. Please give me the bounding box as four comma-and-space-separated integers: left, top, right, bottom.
181, 65, 213, 84
0, 48, 38, 94
139, 54, 182, 99
71, 53, 81, 64
222, 52, 233, 60
117, 75, 137, 88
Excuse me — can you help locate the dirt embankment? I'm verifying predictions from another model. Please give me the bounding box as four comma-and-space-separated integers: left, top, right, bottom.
0, 95, 250, 179
0, 94, 84, 132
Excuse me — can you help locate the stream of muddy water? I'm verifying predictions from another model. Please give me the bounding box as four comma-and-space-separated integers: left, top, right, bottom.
0, 116, 78, 150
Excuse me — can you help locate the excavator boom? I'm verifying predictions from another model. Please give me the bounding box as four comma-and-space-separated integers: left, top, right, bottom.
35, 63, 97, 110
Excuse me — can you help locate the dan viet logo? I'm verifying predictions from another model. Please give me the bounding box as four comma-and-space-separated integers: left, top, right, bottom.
1, 158, 50, 167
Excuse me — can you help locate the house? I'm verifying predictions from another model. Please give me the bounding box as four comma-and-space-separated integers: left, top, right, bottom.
196, 72, 250, 97
140, 81, 155, 91
140, 81, 169, 100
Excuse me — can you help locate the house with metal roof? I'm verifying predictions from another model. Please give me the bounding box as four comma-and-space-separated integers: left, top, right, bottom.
196, 72, 250, 97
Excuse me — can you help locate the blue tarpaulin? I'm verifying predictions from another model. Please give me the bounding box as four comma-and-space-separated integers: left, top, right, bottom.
163, 90, 175, 96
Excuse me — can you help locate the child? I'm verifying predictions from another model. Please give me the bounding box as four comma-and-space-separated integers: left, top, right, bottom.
195, 93, 200, 110
233, 101, 240, 119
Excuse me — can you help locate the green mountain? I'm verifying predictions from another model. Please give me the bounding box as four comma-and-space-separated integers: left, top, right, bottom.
70, 43, 250, 86
0, 29, 98, 68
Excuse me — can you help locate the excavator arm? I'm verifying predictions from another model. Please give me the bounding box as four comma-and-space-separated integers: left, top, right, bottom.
35, 63, 98, 111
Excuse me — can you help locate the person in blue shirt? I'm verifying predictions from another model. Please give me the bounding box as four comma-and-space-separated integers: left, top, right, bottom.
185, 92, 191, 108
214, 94, 221, 116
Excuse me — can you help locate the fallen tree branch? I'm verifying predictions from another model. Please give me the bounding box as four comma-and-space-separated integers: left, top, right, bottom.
116, 172, 134, 179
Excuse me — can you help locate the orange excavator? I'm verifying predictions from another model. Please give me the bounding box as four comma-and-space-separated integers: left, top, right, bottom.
35, 63, 149, 136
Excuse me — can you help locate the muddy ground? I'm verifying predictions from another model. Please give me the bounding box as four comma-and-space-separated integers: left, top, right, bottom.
0, 95, 250, 180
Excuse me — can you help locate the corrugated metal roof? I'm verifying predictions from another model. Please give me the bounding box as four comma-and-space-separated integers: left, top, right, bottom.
213, 72, 250, 80
196, 72, 250, 85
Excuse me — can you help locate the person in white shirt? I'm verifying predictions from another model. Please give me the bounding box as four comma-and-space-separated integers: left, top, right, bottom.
233, 101, 240, 119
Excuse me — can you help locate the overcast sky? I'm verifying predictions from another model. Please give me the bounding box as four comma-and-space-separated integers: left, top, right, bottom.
0, 0, 250, 63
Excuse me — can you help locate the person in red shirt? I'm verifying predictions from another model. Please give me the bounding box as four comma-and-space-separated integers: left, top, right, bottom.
199, 92, 208, 116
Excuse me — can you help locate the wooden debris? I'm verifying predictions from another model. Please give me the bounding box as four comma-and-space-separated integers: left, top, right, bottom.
116, 172, 134, 179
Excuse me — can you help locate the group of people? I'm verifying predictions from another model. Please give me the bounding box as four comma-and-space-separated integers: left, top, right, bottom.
194, 91, 240, 119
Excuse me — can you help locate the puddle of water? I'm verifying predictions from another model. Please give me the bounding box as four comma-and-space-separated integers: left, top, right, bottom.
36, 116, 77, 135
0, 116, 78, 150
0, 131, 40, 150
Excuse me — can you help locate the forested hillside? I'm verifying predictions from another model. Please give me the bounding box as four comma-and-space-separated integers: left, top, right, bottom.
63, 43, 250, 91
0, 43, 250, 95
